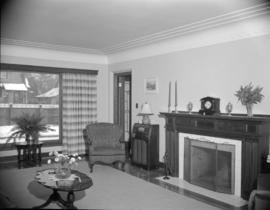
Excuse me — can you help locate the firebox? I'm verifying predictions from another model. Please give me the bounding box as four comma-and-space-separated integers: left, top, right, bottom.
184, 137, 236, 194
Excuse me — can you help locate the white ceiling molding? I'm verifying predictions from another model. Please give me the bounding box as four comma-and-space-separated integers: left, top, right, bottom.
108, 14, 270, 64
1, 44, 108, 65
104, 2, 270, 54
1, 38, 105, 55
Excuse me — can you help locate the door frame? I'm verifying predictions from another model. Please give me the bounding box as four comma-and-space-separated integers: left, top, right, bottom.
113, 72, 132, 140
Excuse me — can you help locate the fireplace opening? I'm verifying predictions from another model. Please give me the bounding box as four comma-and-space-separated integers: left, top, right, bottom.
184, 137, 235, 194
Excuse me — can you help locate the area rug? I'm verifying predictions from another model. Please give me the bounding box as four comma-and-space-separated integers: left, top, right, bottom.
0, 161, 222, 210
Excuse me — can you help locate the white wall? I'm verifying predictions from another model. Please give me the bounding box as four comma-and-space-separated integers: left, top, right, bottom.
109, 34, 270, 161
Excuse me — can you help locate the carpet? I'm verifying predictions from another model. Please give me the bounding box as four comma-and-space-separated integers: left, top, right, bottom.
0, 161, 222, 210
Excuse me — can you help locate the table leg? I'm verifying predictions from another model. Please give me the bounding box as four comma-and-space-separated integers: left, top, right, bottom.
17, 148, 21, 169
38, 146, 42, 166
32, 189, 77, 209
66, 191, 77, 209
32, 146, 37, 166
32, 189, 59, 209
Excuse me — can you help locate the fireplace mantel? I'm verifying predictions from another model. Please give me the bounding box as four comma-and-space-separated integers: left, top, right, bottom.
160, 112, 270, 199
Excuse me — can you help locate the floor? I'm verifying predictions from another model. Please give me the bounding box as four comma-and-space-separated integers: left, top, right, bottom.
0, 156, 248, 210
121, 161, 248, 210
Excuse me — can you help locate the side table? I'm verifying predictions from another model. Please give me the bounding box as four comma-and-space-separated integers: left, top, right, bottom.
15, 142, 43, 169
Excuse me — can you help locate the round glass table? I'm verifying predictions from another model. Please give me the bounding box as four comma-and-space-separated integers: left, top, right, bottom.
33, 169, 92, 209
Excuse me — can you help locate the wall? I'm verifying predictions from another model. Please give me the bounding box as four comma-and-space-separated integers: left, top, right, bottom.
109, 34, 270, 161
0, 45, 109, 156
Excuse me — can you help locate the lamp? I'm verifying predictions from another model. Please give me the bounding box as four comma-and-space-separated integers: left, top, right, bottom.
138, 102, 153, 124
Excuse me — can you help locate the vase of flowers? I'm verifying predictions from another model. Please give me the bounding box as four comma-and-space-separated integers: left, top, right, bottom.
235, 83, 264, 117
47, 151, 81, 179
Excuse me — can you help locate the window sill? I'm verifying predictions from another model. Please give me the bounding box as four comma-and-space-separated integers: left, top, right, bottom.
0, 140, 62, 151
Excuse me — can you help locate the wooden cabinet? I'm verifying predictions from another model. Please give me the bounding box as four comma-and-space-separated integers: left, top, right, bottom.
160, 112, 270, 200
131, 123, 159, 170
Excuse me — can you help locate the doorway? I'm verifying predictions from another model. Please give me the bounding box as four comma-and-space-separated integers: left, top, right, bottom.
114, 72, 132, 159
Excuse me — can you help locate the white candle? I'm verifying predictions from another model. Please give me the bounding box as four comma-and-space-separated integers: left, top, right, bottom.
168, 81, 171, 107
175, 81, 177, 107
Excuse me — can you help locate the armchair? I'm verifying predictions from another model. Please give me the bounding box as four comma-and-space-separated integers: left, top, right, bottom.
83, 122, 126, 172
248, 173, 270, 210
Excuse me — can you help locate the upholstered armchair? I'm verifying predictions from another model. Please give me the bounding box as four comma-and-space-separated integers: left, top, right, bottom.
248, 173, 270, 210
83, 122, 126, 172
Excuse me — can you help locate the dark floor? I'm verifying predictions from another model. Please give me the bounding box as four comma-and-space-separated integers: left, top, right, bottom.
0, 156, 248, 210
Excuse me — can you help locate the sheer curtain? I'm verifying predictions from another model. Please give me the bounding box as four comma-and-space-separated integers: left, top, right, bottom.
62, 72, 97, 155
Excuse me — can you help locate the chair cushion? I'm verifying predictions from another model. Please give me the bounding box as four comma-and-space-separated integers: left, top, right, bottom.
92, 146, 125, 155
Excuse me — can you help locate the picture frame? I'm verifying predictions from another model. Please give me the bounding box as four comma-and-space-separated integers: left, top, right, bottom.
144, 77, 159, 94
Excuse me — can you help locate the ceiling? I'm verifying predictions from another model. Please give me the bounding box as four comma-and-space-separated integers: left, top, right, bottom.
1, 0, 267, 54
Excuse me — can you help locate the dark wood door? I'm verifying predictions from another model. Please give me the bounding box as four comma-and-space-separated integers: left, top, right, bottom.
114, 72, 132, 157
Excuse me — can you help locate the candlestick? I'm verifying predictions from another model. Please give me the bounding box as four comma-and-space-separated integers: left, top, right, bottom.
168, 81, 171, 112
175, 81, 178, 111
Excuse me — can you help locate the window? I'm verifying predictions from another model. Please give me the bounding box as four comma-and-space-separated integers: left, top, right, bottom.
0, 71, 8, 79
0, 71, 60, 145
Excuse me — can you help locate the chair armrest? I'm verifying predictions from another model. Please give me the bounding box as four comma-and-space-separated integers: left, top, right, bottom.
248, 190, 270, 210
83, 129, 92, 145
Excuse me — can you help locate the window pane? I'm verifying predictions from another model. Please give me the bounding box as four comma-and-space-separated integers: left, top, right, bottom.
0, 71, 59, 144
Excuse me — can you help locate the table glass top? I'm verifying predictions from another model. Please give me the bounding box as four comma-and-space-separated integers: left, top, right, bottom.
35, 169, 92, 191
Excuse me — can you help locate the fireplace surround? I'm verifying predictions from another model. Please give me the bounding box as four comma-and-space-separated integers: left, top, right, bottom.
180, 134, 239, 195
160, 112, 270, 199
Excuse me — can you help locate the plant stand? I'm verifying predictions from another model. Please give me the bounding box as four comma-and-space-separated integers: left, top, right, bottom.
15, 142, 43, 169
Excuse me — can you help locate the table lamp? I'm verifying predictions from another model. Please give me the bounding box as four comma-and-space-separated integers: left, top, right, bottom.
138, 102, 153, 124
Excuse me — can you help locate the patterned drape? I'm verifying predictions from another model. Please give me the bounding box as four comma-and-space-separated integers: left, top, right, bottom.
62, 72, 97, 155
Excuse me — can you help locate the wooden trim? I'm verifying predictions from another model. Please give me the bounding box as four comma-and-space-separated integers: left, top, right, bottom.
1, 63, 98, 75
113, 74, 119, 124
59, 74, 63, 145
160, 111, 270, 122
160, 112, 270, 200
113, 72, 132, 126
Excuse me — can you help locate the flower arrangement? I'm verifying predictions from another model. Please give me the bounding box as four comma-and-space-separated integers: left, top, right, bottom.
235, 83, 264, 117
47, 151, 81, 178
235, 83, 264, 105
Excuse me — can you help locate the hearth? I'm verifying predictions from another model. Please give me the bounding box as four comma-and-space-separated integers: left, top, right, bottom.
184, 137, 235, 194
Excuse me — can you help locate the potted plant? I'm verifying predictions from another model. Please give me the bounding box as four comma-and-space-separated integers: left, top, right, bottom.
7, 112, 53, 144
235, 83, 264, 117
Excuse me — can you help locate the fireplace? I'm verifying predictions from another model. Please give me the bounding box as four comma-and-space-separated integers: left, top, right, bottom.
184, 137, 235, 194
179, 133, 242, 196
160, 112, 270, 199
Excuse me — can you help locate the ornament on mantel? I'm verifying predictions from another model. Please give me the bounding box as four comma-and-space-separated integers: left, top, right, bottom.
226, 102, 233, 116
187, 102, 193, 114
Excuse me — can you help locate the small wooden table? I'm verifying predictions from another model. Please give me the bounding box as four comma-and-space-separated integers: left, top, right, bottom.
15, 142, 43, 169
33, 169, 93, 209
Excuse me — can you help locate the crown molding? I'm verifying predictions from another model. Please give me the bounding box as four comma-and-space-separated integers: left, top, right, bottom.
108, 15, 270, 64
0, 38, 105, 55
103, 2, 270, 54
1, 44, 108, 65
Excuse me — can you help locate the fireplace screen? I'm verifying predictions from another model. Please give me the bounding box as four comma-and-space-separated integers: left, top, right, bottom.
184, 137, 235, 194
